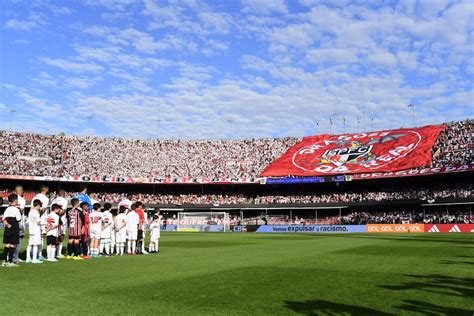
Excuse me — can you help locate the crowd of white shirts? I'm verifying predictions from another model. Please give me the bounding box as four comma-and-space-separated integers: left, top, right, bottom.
0, 120, 471, 179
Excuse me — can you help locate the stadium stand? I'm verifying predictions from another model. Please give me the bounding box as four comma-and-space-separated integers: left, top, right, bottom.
1, 183, 471, 206
0, 119, 472, 179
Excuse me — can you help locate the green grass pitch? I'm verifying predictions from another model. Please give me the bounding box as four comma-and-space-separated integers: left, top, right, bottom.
1, 232, 473, 315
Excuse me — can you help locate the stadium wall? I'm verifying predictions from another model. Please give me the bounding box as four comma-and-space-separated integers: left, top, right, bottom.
160, 224, 474, 233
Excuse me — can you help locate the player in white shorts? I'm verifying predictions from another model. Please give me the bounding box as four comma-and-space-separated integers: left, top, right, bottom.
51, 189, 68, 259
31, 185, 50, 260
45, 204, 61, 262
100, 203, 113, 256
126, 203, 139, 255
149, 212, 162, 253
88, 203, 103, 257
114, 206, 128, 256
26, 200, 43, 263
110, 213, 116, 254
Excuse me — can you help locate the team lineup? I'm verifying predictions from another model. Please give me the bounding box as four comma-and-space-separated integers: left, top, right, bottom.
2, 184, 162, 267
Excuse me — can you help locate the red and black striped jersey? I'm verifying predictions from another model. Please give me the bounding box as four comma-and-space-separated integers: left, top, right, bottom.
67, 207, 84, 236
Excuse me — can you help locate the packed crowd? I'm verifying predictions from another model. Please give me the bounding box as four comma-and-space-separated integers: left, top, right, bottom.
0, 120, 471, 179
1, 184, 471, 206
337, 211, 473, 225
431, 119, 473, 167
0, 131, 298, 178
252, 185, 472, 205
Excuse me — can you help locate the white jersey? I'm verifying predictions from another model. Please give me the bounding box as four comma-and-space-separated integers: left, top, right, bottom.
60, 213, 67, 234
17, 195, 26, 210
31, 193, 49, 212
150, 221, 161, 238
46, 213, 60, 237
51, 197, 68, 211
115, 213, 127, 232
3, 206, 21, 221
126, 211, 139, 232
40, 211, 48, 234
101, 211, 113, 238
89, 211, 103, 232
28, 209, 42, 235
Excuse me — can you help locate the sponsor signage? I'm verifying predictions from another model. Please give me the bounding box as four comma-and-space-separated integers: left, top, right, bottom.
0, 174, 262, 185
261, 125, 444, 177
424, 224, 474, 233
265, 175, 346, 184
255, 225, 366, 233
231, 225, 248, 232
350, 164, 473, 180
366, 224, 424, 233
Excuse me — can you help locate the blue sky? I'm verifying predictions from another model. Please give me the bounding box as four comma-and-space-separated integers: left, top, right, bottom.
0, 0, 472, 139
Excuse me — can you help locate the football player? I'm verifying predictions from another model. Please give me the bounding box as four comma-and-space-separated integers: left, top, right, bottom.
89, 203, 103, 257
45, 204, 62, 262
114, 206, 128, 256
67, 198, 84, 260
126, 203, 139, 255
100, 203, 113, 256
26, 200, 43, 263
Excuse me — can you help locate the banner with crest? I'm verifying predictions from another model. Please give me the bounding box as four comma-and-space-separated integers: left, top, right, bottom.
261, 125, 445, 177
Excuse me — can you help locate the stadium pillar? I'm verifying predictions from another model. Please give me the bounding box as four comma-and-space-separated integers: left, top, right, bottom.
315, 210, 318, 222
339, 208, 341, 218
289, 210, 292, 223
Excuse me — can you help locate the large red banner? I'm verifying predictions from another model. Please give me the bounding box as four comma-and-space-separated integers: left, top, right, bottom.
262, 125, 445, 177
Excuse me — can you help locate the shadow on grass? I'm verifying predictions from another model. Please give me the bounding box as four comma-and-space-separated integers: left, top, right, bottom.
439, 259, 474, 266
395, 299, 473, 315
380, 274, 474, 298
284, 299, 394, 315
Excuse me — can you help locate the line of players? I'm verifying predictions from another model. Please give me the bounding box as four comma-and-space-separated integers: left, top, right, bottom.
2, 185, 162, 267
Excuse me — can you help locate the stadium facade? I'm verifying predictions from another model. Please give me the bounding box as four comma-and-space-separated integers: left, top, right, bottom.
1, 120, 472, 227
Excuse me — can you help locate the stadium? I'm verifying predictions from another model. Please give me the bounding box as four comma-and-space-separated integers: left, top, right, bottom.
1, 1, 473, 315
1, 119, 472, 314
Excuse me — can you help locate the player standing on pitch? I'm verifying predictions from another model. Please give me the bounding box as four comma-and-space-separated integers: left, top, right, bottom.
89, 203, 103, 258
100, 203, 114, 256
135, 201, 147, 254
13, 185, 26, 264
25, 200, 43, 263
31, 185, 50, 261
149, 212, 162, 253
114, 206, 128, 256
80, 202, 91, 259
45, 204, 61, 262
51, 188, 68, 259
127, 203, 139, 255
2, 194, 21, 267
67, 198, 84, 260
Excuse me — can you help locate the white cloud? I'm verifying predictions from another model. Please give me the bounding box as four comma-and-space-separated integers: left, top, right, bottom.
84, 0, 135, 11
268, 23, 314, 47
307, 48, 358, 64
367, 50, 398, 68
242, 0, 288, 15
1, 0, 472, 139
4, 13, 46, 31
40, 57, 103, 73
